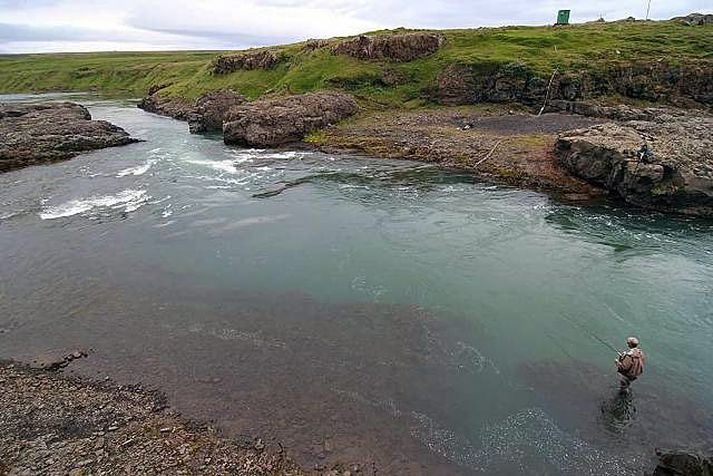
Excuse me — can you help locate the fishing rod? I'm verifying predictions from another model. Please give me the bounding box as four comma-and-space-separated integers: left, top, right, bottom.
560, 313, 623, 356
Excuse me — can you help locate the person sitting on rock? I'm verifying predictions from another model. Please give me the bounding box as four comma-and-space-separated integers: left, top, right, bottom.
637, 143, 654, 162
616, 336, 645, 391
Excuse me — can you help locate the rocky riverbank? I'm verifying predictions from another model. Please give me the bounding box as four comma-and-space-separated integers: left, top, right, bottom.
308, 106, 608, 199
137, 85, 713, 215
0, 102, 138, 173
1, 360, 708, 476
0, 361, 349, 475
556, 108, 713, 216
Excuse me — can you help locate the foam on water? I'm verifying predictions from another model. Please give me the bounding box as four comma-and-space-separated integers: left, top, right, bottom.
413, 406, 642, 474
117, 159, 157, 177
335, 384, 638, 475
38, 189, 149, 220
469, 407, 641, 475
186, 159, 239, 174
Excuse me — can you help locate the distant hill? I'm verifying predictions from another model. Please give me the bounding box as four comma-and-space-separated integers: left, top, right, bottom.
1, 18, 711, 108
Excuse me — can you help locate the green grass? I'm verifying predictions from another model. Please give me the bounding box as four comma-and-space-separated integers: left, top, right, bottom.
1, 19, 710, 106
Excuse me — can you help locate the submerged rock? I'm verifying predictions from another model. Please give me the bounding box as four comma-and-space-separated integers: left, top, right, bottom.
332, 32, 444, 61
649, 450, 713, 475
0, 102, 138, 173
555, 111, 713, 216
187, 89, 246, 134
223, 92, 358, 147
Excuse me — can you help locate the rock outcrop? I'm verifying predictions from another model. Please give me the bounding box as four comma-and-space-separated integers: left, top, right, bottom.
555, 111, 713, 216
332, 32, 444, 61
302, 39, 329, 53
546, 101, 689, 121
673, 13, 713, 26
212, 49, 283, 74
137, 92, 194, 121
223, 92, 358, 147
0, 102, 138, 173
649, 450, 713, 476
187, 89, 246, 134
437, 60, 713, 106
138, 89, 246, 134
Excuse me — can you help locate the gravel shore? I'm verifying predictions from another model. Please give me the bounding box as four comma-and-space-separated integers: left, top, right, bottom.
0, 361, 318, 475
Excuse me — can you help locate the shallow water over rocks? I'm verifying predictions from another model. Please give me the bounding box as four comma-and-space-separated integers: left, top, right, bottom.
1, 94, 712, 474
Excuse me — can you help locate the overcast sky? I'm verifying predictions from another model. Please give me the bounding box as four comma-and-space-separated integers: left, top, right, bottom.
0, 0, 710, 54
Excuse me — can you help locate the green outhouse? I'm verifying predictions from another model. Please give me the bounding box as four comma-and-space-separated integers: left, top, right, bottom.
556, 10, 571, 25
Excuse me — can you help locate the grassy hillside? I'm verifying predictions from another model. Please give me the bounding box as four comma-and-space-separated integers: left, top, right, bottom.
1, 19, 711, 106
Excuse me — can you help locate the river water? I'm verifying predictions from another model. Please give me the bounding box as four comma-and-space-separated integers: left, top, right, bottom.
1, 94, 712, 474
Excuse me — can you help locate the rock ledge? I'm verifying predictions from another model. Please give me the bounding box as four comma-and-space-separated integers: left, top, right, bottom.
0, 102, 138, 173
556, 111, 713, 216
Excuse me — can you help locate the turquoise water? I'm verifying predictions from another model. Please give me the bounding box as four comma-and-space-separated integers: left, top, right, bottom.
1, 95, 712, 474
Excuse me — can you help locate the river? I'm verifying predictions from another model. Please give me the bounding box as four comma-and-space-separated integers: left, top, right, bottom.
1, 94, 712, 475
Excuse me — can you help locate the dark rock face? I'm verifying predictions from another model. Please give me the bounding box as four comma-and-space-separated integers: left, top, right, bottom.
437, 61, 713, 106
187, 89, 246, 134
545, 101, 691, 122
302, 39, 329, 53
650, 451, 713, 476
555, 111, 713, 216
332, 33, 444, 62
137, 92, 194, 121
138, 89, 246, 135
223, 92, 358, 147
212, 49, 283, 74
0, 102, 138, 173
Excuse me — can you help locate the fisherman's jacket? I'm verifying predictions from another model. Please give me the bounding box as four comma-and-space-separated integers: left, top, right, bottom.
617, 348, 645, 380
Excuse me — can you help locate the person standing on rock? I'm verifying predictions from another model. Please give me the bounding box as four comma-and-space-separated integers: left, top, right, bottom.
615, 336, 645, 391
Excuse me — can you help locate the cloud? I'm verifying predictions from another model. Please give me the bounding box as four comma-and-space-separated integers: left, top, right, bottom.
0, 0, 710, 53
124, 0, 381, 43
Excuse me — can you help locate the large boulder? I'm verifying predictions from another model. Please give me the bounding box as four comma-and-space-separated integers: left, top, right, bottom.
212, 49, 283, 74
555, 111, 713, 216
649, 450, 713, 475
332, 32, 444, 61
0, 102, 138, 173
187, 89, 246, 134
223, 92, 358, 147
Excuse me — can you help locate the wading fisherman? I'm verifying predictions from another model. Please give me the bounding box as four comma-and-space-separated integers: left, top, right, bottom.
615, 336, 645, 391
